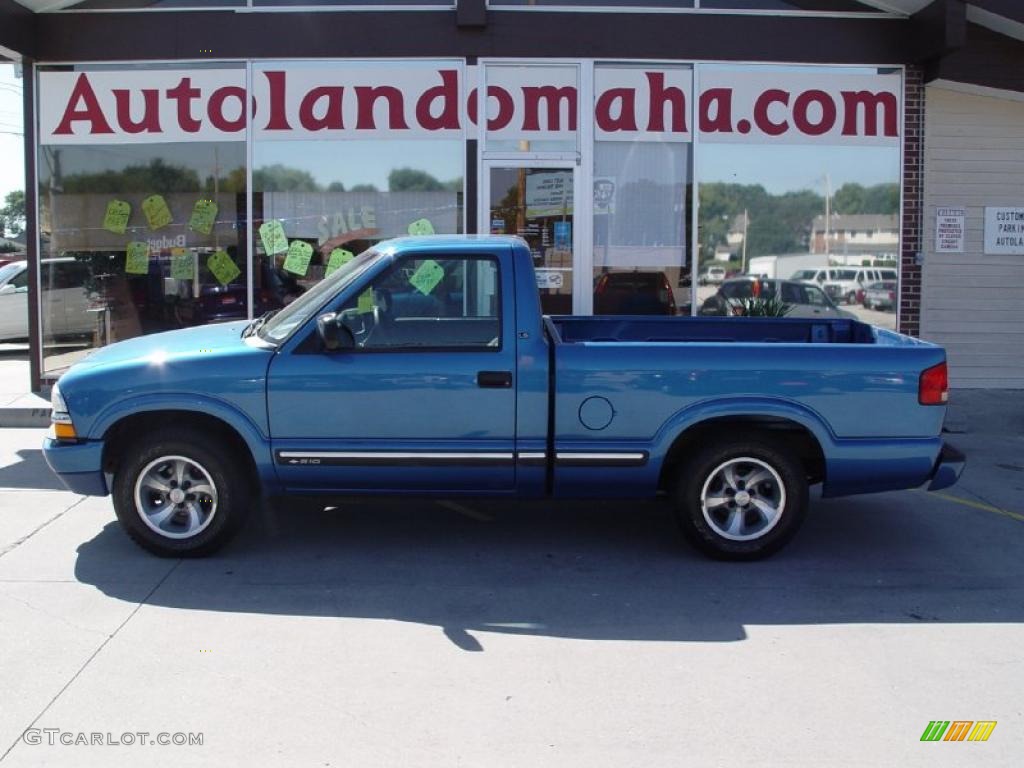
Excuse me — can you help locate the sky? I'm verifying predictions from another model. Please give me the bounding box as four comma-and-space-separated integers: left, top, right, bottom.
0, 63, 25, 206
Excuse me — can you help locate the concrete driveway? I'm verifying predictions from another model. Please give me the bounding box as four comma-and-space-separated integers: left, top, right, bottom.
0, 398, 1021, 766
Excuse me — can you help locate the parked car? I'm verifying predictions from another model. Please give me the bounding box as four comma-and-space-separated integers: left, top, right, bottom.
594, 271, 676, 315
791, 267, 863, 304
44, 235, 963, 561
0, 258, 95, 342
863, 280, 897, 311
699, 266, 727, 286
699, 277, 857, 319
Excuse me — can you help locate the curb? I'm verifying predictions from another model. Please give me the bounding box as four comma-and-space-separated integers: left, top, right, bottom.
0, 407, 52, 428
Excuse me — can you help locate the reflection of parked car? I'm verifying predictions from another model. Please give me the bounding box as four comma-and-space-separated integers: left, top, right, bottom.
699, 266, 727, 286
0, 258, 95, 342
863, 281, 897, 311
699, 277, 856, 319
142, 254, 304, 329
594, 271, 676, 315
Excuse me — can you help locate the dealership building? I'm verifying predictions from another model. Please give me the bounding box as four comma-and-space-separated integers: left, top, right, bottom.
0, 0, 1021, 389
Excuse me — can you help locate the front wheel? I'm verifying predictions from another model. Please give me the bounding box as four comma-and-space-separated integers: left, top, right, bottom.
673, 438, 808, 560
112, 428, 250, 557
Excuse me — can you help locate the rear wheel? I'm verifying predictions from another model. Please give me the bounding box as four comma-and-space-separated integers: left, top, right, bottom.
112, 427, 250, 557
673, 438, 808, 560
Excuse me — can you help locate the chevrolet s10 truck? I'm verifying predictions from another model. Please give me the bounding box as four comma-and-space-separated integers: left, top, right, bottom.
43, 236, 964, 560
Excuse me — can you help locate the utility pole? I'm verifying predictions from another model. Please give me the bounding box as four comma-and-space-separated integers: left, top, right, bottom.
741, 209, 748, 274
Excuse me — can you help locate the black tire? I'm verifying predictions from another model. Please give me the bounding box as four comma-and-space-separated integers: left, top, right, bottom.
672, 437, 808, 561
112, 427, 250, 557
845, 291, 857, 305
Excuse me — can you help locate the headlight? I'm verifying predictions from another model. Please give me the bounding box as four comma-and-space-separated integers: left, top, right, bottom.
50, 383, 77, 439
51, 383, 70, 422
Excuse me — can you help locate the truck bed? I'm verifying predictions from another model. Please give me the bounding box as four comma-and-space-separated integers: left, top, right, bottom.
548, 315, 877, 345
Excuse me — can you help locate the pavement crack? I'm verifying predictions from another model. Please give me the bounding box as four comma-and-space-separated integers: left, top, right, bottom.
0, 557, 183, 764
0, 497, 87, 560
0, 592, 110, 638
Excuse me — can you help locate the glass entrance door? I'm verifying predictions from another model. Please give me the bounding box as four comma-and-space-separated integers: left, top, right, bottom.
484, 163, 577, 315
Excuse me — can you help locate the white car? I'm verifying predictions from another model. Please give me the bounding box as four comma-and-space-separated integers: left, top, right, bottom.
791, 267, 861, 304
0, 258, 95, 342
700, 266, 727, 286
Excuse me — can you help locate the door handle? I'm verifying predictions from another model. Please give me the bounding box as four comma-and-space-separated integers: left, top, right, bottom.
477, 370, 513, 388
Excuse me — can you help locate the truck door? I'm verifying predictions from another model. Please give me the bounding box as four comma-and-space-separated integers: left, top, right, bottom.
267, 250, 517, 492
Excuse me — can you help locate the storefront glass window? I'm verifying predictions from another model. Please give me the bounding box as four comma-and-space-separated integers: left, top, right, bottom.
694, 64, 901, 329
36, 63, 247, 376
251, 62, 464, 306
593, 64, 692, 315
55, 1, 245, 9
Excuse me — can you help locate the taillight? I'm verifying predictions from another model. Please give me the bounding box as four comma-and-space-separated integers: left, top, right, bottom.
919, 362, 948, 405
595, 275, 608, 295
888, 291, 896, 302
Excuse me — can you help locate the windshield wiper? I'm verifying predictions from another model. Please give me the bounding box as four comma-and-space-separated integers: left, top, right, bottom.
243, 310, 279, 338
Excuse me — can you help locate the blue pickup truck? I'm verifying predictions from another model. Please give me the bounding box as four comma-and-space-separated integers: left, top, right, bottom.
44, 236, 964, 560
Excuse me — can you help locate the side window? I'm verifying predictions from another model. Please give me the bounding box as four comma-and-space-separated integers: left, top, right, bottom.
780, 282, 801, 303
805, 285, 827, 306
339, 255, 501, 350
10, 269, 28, 290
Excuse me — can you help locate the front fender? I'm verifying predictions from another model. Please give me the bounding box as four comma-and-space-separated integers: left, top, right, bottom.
90, 392, 277, 487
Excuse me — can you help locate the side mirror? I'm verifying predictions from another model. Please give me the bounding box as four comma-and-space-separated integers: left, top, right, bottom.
316, 312, 355, 352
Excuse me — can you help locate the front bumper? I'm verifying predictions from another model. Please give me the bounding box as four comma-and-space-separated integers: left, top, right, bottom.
42, 437, 108, 496
927, 442, 965, 491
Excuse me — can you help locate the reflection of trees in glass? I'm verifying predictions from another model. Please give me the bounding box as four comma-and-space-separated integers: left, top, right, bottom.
700, 181, 899, 259
0, 190, 25, 237
252, 164, 320, 192
388, 167, 463, 192
61, 159, 204, 194
833, 183, 899, 216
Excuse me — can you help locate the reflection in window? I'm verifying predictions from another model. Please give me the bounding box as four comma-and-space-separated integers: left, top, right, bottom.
695, 64, 901, 329
339, 256, 500, 350
253, 139, 464, 309
593, 141, 691, 315
37, 140, 247, 376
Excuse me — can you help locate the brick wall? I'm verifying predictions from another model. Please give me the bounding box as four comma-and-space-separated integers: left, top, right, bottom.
899, 66, 924, 337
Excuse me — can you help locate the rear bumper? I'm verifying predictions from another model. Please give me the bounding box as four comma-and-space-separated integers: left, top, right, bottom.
927, 442, 965, 491
42, 437, 108, 496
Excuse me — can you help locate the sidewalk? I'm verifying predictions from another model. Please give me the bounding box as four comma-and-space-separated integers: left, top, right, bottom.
0, 347, 50, 428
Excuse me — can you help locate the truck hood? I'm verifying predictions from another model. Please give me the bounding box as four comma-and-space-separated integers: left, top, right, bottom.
65, 320, 255, 372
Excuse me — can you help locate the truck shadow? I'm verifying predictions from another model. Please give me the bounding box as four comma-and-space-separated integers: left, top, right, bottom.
73, 493, 1024, 649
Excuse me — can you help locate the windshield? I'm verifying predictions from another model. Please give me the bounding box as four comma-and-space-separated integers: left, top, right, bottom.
0, 262, 22, 284
257, 249, 381, 343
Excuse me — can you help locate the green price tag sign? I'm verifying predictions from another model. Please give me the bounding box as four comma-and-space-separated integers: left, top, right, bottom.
409, 259, 445, 295
325, 248, 354, 277
357, 289, 375, 314
407, 218, 435, 236
259, 220, 288, 255
188, 199, 218, 236
282, 240, 313, 276
103, 200, 131, 235
170, 248, 195, 280
125, 242, 150, 275
141, 194, 173, 231
207, 250, 241, 286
